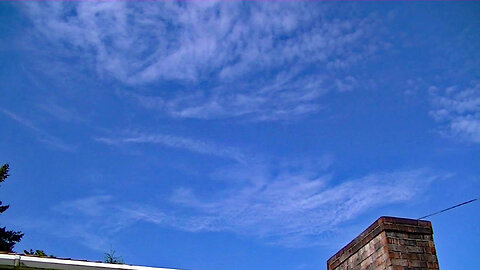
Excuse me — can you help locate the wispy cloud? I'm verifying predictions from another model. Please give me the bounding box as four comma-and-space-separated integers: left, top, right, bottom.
0, 108, 76, 151
38, 101, 85, 123
8, 195, 126, 252
36, 166, 442, 249
429, 81, 480, 143
52, 195, 137, 252
22, 2, 382, 121
89, 130, 442, 247
96, 132, 248, 163
163, 167, 440, 247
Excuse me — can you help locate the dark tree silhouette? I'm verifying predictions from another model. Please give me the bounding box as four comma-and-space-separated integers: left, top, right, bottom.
104, 248, 123, 264
0, 164, 23, 252
24, 249, 54, 258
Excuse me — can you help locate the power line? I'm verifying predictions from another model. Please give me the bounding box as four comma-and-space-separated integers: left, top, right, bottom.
418, 197, 479, 220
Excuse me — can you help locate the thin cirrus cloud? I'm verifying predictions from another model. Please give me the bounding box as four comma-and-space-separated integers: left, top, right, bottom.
18, 195, 138, 252
91, 131, 442, 247
0, 108, 76, 152
165, 167, 440, 247
429, 81, 480, 143
96, 132, 248, 163
46, 167, 442, 249
22, 2, 381, 121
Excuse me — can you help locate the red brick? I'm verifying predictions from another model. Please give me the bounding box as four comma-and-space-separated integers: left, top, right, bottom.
327, 217, 440, 270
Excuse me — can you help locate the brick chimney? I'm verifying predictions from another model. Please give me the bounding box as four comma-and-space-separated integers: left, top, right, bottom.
327, 216, 440, 270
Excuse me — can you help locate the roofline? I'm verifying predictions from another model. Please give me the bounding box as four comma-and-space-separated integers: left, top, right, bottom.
0, 254, 179, 270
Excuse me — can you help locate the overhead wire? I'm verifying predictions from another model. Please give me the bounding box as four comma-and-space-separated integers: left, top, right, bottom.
417, 197, 479, 220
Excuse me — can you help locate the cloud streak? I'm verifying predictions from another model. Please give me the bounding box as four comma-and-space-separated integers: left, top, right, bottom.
0, 108, 75, 151
430, 81, 480, 143
163, 167, 440, 247
38, 166, 442, 249
23, 2, 382, 121
96, 132, 248, 162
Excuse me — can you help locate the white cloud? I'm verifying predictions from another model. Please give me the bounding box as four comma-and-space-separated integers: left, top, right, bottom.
38, 101, 85, 123
163, 167, 439, 247
22, 2, 381, 120
40, 166, 441, 249
52, 195, 139, 251
0, 108, 76, 151
13, 195, 134, 252
96, 132, 248, 162
430, 81, 480, 143
119, 73, 329, 121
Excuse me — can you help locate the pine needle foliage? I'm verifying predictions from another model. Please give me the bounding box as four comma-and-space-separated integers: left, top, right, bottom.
0, 164, 23, 252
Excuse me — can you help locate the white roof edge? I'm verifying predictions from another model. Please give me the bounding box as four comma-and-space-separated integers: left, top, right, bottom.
0, 254, 180, 270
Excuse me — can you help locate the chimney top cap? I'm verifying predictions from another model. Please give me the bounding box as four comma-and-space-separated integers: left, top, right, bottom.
327, 216, 433, 266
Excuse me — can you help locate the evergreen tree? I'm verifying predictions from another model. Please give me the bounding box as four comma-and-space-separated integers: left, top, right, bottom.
24, 249, 54, 258
0, 164, 23, 252
104, 248, 123, 264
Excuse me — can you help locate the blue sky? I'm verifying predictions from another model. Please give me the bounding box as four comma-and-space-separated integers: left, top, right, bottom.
0, 1, 479, 270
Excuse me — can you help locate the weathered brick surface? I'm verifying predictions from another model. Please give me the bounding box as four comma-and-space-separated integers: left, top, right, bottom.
327, 217, 440, 270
